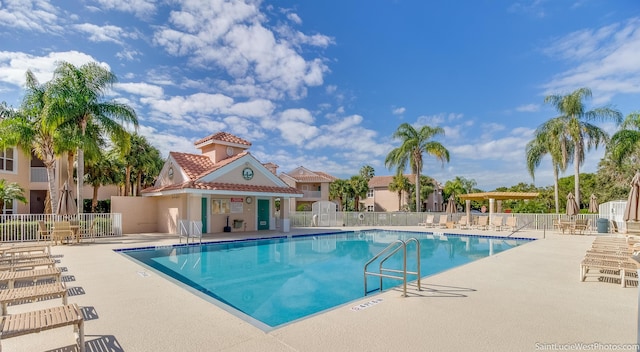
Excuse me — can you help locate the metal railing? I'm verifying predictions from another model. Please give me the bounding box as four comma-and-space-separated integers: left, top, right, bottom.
0, 213, 122, 243
178, 219, 202, 244
291, 211, 601, 231
364, 238, 421, 297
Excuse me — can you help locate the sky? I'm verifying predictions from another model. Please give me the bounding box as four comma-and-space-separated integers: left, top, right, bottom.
0, 0, 639, 191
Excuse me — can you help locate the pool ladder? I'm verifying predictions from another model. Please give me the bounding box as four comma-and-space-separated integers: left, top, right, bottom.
363, 238, 421, 297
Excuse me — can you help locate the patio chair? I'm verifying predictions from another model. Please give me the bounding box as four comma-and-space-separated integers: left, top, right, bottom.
505, 217, 517, 231
0, 303, 85, 352
610, 220, 620, 234
0, 282, 67, 315
456, 216, 469, 229
574, 219, 589, 235
0, 267, 62, 289
37, 221, 51, 242
580, 257, 638, 288
436, 215, 449, 229
490, 216, 504, 231
473, 216, 489, 230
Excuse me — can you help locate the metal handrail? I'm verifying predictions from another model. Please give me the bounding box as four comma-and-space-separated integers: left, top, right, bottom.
364, 237, 421, 297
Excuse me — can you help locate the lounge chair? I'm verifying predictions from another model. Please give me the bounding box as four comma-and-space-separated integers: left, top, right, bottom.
0, 258, 56, 272
504, 217, 517, 231
610, 220, 619, 234
0, 282, 67, 315
37, 221, 51, 242
436, 215, 448, 229
456, 217, 469, 229
490, 216, 504, 231
0, 244, 50, 257
0, 267, 62, 289
0, 303, 84, 352
422, 215, 435, 228
580, 257, 638, 288
474, 216, 489, 230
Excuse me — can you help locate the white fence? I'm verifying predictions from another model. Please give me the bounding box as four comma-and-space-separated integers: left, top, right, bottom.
0, 213, 122, 243
290, 211, 602, 231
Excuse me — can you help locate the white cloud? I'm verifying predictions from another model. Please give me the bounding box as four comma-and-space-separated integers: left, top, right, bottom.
92, 0, 156, 18
0, 50, 102, 88
115, 82, 164, 98
392, 107, 406, 115
0, 0, 63, 33
516, 103, 540, 112
287, 13, 302, 25
152, 0, 331, 100
542, 18, 640, 102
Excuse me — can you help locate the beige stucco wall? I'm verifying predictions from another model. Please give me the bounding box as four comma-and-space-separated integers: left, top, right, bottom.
1, 147, 31, 214
111, 196, 159, 234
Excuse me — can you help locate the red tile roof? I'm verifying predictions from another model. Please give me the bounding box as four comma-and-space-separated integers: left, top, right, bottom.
170, 151, 247, 180
283, 170, 338, 183
142, 181, 301, 195
368, 175, 415, 188
194, 132, 251, 147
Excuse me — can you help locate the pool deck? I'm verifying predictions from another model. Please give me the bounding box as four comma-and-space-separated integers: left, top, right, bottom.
4, 226, 639, 352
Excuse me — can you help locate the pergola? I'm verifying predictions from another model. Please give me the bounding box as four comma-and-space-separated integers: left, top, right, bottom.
457, 192, 540, 223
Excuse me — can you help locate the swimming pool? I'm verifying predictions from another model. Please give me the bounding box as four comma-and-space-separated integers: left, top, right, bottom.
117, 230, 533, 330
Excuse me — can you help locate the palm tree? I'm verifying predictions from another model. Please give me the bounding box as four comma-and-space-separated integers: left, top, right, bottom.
544, 87, 622, 206
385, 123, 449, 212
526, 117, 573, 213
359, 165, 375, 180
350, 175, 369, 212
0, 179, 27, 213
118, 134, 163, 196
329, 179, 349, 211
85, 150, 124, 212
388, 172, 410, 211
607, 112, 640, 165
44, 61, 138, 210
0, 71, 61, 211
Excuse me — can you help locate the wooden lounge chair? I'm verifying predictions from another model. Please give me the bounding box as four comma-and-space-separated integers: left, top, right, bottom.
474, 216, 489, 230
491, 216, 504, 231
456, 217, 469, 229
0, 303, 84, 352
0, 258, 56, 272
0, 282, 67, 315
0, 267, 62, 289
436, 215, 448, 229
0, 244, 50, 257
580, 257, 638, 287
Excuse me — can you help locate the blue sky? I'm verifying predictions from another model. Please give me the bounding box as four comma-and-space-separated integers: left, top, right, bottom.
0, 1, 639, 190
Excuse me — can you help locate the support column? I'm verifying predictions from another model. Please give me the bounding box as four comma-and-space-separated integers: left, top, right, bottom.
281, 198, 290, 232
489, 198, 495, 225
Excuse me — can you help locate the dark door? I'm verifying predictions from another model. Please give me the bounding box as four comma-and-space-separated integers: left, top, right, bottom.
201, 197, 207, 233
257, 199, 270, 230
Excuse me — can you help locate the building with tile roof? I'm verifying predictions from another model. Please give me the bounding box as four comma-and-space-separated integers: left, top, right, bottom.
136, 132, 302, 234
363, 174, 445, 212
278, 166, 338, 211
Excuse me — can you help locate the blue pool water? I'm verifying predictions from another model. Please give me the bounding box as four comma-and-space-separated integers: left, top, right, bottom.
118, 230, 533, 329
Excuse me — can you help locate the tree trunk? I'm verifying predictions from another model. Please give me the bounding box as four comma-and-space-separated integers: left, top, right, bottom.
553, 167, 560, 213
46, 164, 58, 214
92, 185, 99, 213
574, 145, 581, 209
124, 165, 131, 196
415, 172, 421, 212
66, 151, 74, 188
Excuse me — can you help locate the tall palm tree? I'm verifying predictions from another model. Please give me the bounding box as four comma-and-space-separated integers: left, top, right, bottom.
385, 123, 449, 212
388, 172, 410, 211
359, 165, 375, 180
85, 150, 124, 212
0, 179, 27, 213
0, 71, 61, 211
526, 117, 573, 213
607, 112, 640, 165
544, 87, 622, 206
329, 179, 349, 211
350, 175, 369, 212
44, 61, 138, 210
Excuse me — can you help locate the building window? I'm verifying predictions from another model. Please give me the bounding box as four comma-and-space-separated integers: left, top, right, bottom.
367, 189, 374, 198
0, 148, 15, 172
2, 200, 14, 215
367, 205, 374, 212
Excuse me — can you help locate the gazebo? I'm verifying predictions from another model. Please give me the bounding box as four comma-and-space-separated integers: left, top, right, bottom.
457, 192, 540, 225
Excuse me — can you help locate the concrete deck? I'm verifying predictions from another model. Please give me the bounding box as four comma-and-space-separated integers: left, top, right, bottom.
3, 227, 639, 352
